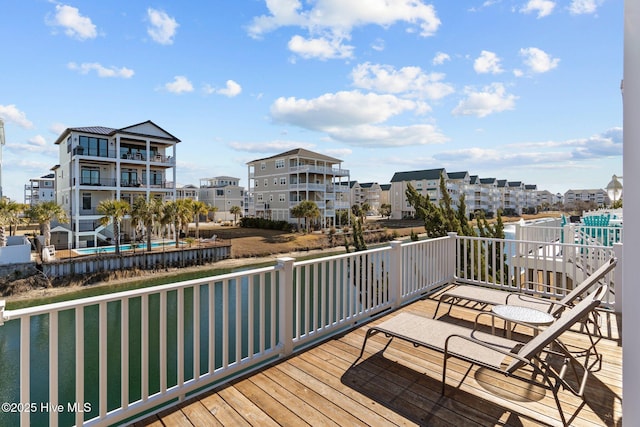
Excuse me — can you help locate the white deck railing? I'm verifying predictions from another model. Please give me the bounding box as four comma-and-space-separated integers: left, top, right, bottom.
0, 234, 619, 427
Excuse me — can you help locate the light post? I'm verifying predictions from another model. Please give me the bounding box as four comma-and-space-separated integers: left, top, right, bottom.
606, 174, 623, 205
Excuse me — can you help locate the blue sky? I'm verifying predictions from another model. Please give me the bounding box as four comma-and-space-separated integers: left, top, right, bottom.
0, 0, 623, 203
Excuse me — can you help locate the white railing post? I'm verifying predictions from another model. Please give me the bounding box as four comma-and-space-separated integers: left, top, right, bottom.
389, 241, 403, 308
447, 232, 458, 282
277, 257, 295, 356
614, 243, 623, 313
563, 224, 573, 244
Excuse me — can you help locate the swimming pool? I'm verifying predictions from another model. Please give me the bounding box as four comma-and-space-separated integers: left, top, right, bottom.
73, 241, 183, 255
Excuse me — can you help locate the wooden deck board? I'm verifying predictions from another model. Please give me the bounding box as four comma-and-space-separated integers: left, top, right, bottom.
137, 295, 622, 427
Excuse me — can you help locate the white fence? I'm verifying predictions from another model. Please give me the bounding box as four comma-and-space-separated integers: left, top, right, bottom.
0, 234, 619, 426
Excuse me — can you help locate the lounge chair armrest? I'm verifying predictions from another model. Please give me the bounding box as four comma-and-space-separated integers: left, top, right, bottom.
443, 333, 529, 363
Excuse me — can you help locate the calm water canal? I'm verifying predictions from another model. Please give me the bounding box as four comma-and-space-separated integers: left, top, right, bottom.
0, 277, 277, 427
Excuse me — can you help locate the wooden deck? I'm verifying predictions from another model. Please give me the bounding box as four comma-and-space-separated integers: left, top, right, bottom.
136, 291, 622, 427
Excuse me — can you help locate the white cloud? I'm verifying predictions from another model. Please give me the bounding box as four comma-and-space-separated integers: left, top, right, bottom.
67, 62, 134, 78
270, 90, 446, 147
519, 47, 559, 73
371, 38, 385, 51
203, 80, 243, 97
147, 8, 179, 45
474, 50, 503, 74
351, 63, 454, 100
0, 104, 33, 129
21, 135, 57, 154
229, 140, 315, 153
568, 0, 604, 15
432, 52, 450, 65
271, 90, 417, 130
163, 76, 193, 94
452, 83, 517, 117
218, 80, 243, 97
328, 124, 448, 147
46, 4, 98, 40
50, 123, 67, 136
520, 0, 556, 18
287, 34, 354, 60
47, 4, 97, 40
248, 0, 440, 58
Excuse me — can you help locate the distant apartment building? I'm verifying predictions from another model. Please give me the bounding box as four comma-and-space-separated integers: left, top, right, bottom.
53, 120, 179, 248
524, 184, 538, 212
380, 184, 391, 207
246, 148, 350, 228
176, 184, 198, 201
564, 189, 610, 209
24, 173, 55, 206
497, 180, 526, 215
536, 190, 562, 209
350, 181, 383, 214
389, 168, 446, 219
198, 176, 244, 221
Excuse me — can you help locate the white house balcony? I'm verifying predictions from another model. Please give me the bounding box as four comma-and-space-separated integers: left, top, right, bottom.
0, 229, 623, 427
289, 183, 327, 191
290, 165, 350, 177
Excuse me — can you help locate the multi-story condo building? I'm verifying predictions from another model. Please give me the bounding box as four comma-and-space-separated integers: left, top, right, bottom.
24, 173, 55, 206
564, 189, 610, 209
389, 168, 446, 219
536, 190, 562, 209
198, 176, 245, 222
53, 121, 179, 249
477, 178, 502, 217
176, 184, 198, 201
524, 184, 538, 212
497, 180, 526, 215
379, 184, 391, 207
350, 181, 383, 214
247, 148, 350, 228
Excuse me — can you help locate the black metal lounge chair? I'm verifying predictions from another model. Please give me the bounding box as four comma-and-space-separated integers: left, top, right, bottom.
355, 285, 608, 426
433, 257, 616, 319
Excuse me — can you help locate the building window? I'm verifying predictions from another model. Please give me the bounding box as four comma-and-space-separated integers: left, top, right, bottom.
279, 194, 285, 202
257, 193, 263, 202
82, 193, 91, 210
121, 170, 138, 187
280, 177, 286, 185
275, 159, 285, 169
79, 135, 108, 157
260, 162, 266, 170
274, 178, 278, 185
81, 168, 100, 185
264, 179, 268, 187
269, 195, 273, 202
216, 189, 224, 196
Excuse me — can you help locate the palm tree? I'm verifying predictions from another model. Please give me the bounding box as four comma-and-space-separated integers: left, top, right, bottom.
297, 200, 320, 233
0, 200, 15, 246
175, 199, 194, 247
131, 196, 163, 252
192, 200, 209, 239
229, 205, 242, 226
290, 203, 305, 232
162, 201, 180, 246
25, 201, 68, 247
97, 199, 130, 255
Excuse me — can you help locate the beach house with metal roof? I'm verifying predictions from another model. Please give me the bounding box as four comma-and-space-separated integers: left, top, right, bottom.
53, 120, 179, 249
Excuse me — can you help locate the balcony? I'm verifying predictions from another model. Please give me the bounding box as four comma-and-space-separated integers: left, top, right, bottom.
0, 234, 622, 426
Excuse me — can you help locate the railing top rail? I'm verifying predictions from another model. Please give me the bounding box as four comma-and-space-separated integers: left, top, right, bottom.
294, 245, 392, 267
401, 235, 451, 247
3, 265, 279, 320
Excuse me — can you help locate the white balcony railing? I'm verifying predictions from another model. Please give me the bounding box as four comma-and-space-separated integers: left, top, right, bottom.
0, 234, 620, 426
